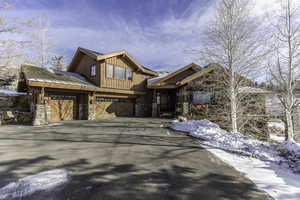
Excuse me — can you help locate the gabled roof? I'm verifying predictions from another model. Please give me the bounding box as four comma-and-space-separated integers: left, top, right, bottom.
176, 63, 222, 86
148, 63, 264, 94
21, 64, 146, 95
68, 47, 157, 76
148, 63, 201, 88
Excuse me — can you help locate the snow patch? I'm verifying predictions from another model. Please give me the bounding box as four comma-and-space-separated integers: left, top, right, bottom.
147, 72, 170, 85
172, 120, 300, 200
0, 169, 69, 200
270, 134, 285, 143
27, 78, 97, 88
0, 89, 26, 97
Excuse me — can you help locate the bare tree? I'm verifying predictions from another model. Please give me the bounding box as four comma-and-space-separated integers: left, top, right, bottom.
269, 0, 300, 142
0, 1, 29, 77
30, 16, 53, 69
198, 0, 269, 132
52, 56, 66, 71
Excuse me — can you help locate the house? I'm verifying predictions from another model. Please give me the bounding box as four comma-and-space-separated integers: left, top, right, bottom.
15, 47, 272, 136
148, 63, 273, 139
18, 47, 157, 125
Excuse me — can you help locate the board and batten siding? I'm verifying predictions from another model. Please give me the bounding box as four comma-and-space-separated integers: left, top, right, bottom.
100, 56, 149, 91
73, 54, 99, 86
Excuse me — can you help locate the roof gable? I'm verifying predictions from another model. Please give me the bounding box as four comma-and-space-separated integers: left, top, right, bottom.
148, 63, 201, 88
177, 63, 222, 86
68, 47, 157, 76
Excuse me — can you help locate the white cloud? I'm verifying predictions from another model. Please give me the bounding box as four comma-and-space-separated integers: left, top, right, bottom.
45, 3, 214, 71
9, 0, 289, 71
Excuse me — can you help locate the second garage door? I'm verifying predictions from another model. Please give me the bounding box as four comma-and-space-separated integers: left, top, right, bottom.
96, 97, 134, 118
50, 95, 77, 121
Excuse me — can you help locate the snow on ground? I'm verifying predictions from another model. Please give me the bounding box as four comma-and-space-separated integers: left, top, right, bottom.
0, 169, 69, 199
172, 120, 300, 200
270, 134, 285, 143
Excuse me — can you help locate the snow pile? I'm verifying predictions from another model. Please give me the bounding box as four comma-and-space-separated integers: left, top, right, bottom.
0, 169, 69, 200
172, 120, 278, 161
172, 120, 300, 200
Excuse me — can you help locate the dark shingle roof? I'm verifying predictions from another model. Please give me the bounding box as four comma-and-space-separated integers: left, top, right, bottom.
22, 64, 97, 88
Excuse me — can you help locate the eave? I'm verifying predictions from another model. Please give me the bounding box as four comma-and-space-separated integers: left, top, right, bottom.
148, 63, 200, 87
147, 84, 178, 89
27, 80, 146, 95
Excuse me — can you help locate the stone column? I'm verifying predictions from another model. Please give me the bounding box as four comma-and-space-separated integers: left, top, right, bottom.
182, 102, 189, 115
88, 93, 96, 120
182, 87, 189, 115
32, 88, 48, 126
33, 104, 47, 126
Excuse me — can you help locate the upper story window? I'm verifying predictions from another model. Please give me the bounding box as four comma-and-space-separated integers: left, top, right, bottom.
127, 69, 133, 80
115, 66, 126, 80
90, 65, 96, 77
106, 64, 113, 78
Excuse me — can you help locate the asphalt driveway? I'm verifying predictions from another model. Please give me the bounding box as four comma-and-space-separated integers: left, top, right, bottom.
0, 118, 272, 200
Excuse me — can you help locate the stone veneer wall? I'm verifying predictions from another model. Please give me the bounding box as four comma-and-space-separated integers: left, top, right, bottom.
88, 103, 96, 120
182, 102, 189, 115
33, 104, 47, 126
0, 96, 15, 110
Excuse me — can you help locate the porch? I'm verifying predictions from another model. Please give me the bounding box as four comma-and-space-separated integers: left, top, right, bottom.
151, 88, 190, 118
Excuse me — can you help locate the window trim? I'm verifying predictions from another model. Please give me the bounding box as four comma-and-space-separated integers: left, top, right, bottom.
114, 66, 126, 80
106, 64, 114, 79
127, 69, 133, 81
90, 64, 96, 77
192, 91, 213, 105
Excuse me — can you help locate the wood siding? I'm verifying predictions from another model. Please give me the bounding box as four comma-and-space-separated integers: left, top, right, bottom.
73, 54, 99, 86
100, 56, 150, 91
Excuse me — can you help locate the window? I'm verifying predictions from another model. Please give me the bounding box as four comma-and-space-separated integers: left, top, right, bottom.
192, 91, 212, 104
127, 69, 133, 80
96, 97, 132, 102
115, 66, 126, 80
106, 64, 113, 78
90, 65, 96, 76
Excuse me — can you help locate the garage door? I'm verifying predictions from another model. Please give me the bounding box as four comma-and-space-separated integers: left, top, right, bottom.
96, 97, 134, 118
50, 95, 77, 121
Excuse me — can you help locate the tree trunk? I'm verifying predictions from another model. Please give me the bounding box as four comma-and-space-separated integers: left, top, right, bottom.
230, 79, 238, 132
285, 109, 295, 142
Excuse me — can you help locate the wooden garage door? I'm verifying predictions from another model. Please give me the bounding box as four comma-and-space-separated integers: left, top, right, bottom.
96, 97, 134, 118
50, 96, 77, 121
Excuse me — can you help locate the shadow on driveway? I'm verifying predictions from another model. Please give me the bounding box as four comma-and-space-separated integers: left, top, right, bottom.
0, 118, 273, 200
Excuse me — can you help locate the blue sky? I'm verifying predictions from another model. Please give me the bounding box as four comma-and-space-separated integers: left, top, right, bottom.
8, 0, 216, 71
6, 0, 278, 71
